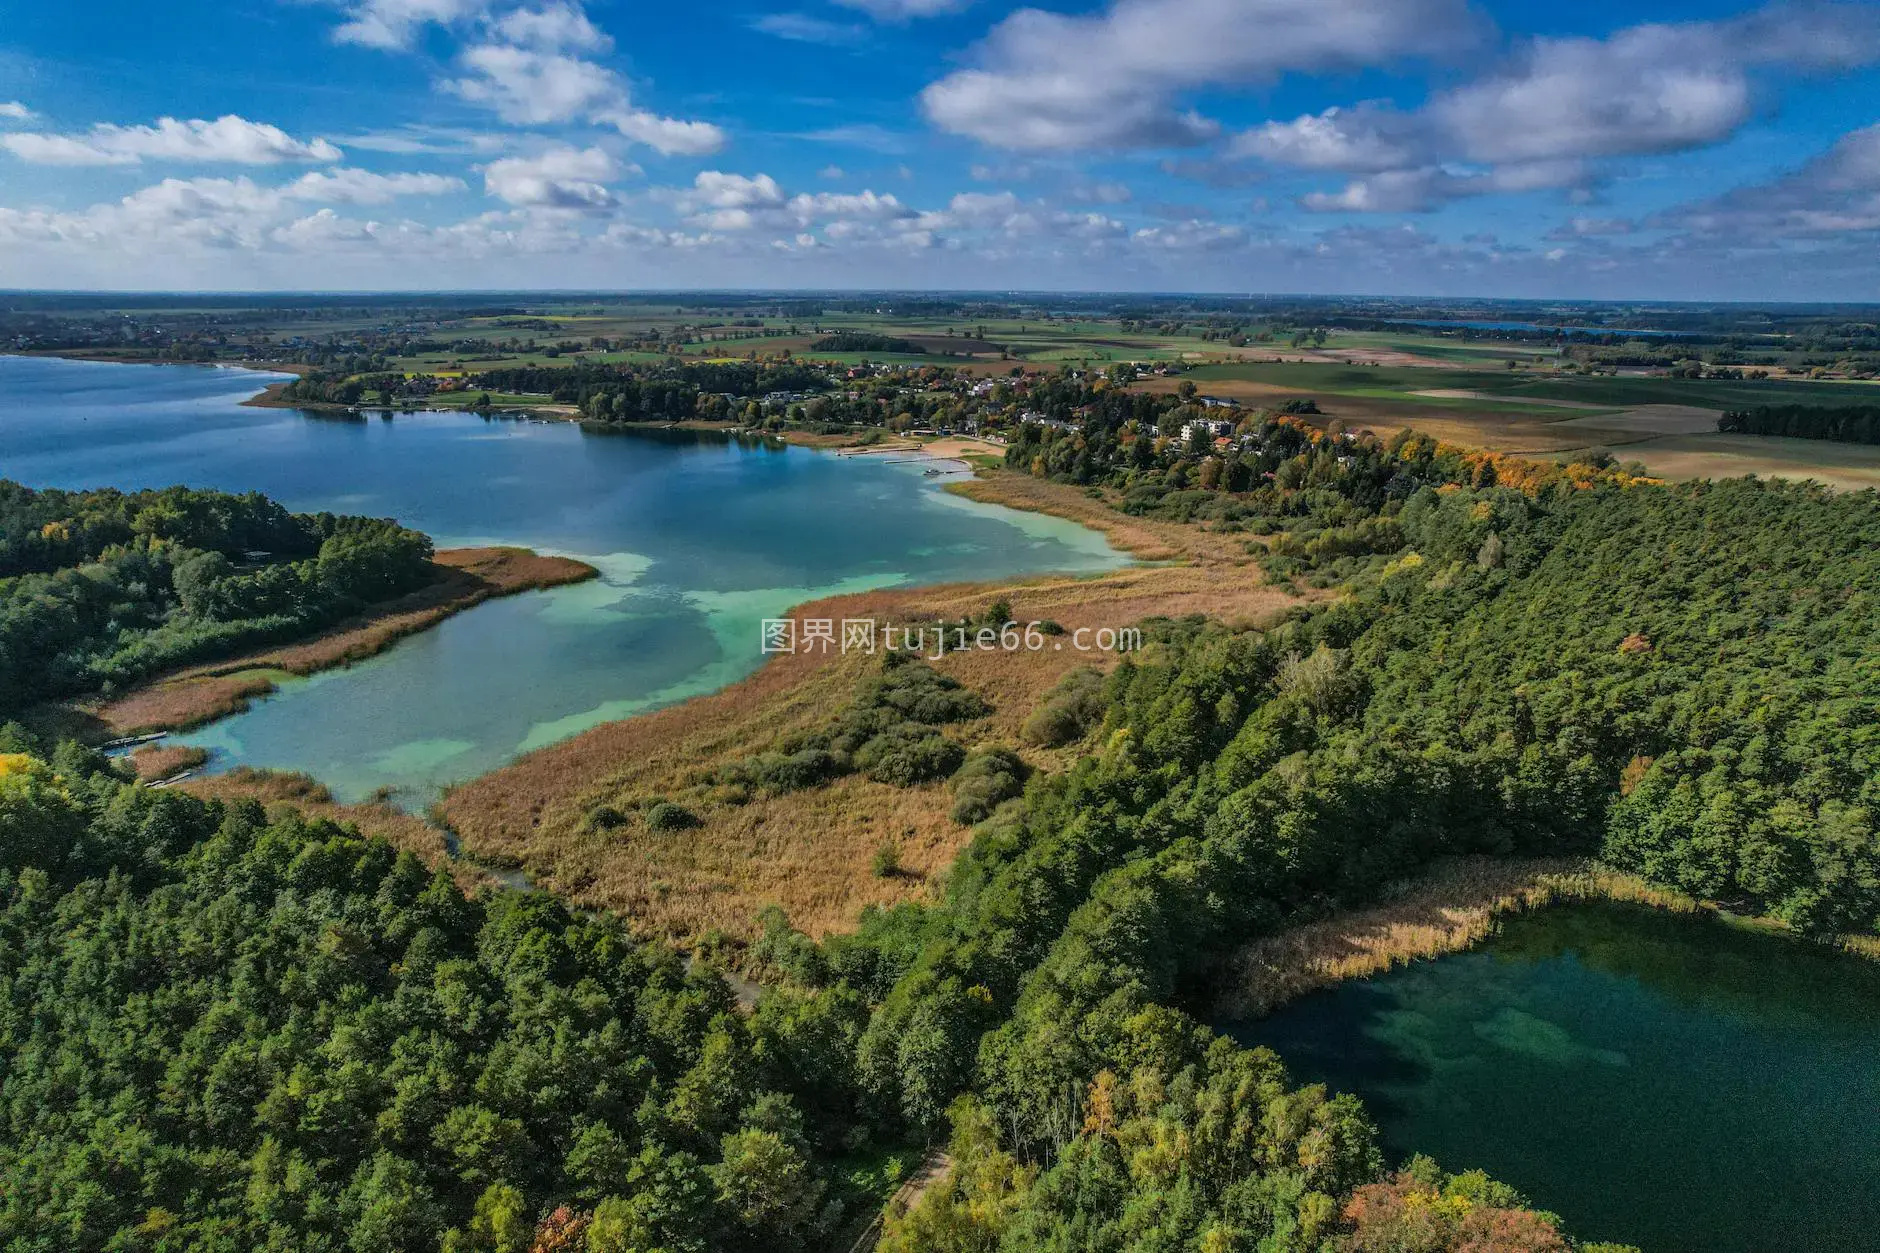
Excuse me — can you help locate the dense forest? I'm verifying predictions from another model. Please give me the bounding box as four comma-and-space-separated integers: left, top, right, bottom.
0, 738, 1607, 1251
279, 361, 836, 419
1719, 404, 1880, 444
0, 484, 436, 712
0, 743, 873, 1251
13, 365, 1880, 1247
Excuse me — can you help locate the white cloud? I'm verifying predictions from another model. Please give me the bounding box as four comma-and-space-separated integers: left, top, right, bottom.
1, 116, 342, 167
788, 189, 910, 221
445, 44, 725, 155
688, 171, 786, 210
752, 13, 867, 45
921, 0, 1484, 151
446, 44, 621, 125
333, 0, 492, 49
1301, 162, 1586, 213
832, 0, 973, 18
1215, 2, 1880, 217
1546, 216, 1636, 240
793, 124, 908, 154
1434, 26, 1751, 165
491, 3, 611, 51
0, 102, 33, 123
1233, 106, 1426, 173
1052, 211, 1128, 240
604, 109, 726, 156
336, 125, 509, 156
1435, 4, 1880, 166
0, 169, 452, 251
1656, 124, 1880, 237
1132, 219, 1246, 251
286, 168, 465, 204
483, 145, 625, 210
677, 170, 785, 228
916, 191, 1022, 230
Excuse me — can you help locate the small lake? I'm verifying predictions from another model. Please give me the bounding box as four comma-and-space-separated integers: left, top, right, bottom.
1223, 902, 1880, 1251
0, 356, 1127, 802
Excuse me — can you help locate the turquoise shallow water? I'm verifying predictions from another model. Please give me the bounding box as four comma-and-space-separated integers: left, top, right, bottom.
0, 356, 1127, 801
1223, 902, 1880, 1252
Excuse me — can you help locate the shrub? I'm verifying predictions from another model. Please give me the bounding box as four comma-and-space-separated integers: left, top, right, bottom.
645, 801, 700, 832
857, 662, 988, 726
871, 841, 903, 878
949, 747, 1029, 825
1021, 667, 1108, 747
855, 726, 965, 787
722, 748, 848, 795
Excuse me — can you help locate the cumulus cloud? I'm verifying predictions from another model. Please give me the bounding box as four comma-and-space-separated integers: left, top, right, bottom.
1132, 219, 1246, 251
916, 191, 1023, 230
605, 110, 725, 156
1432, 25, 1754, 165
483, 145, 626, 209
491, 3, 611, 51
1237, 3, 1880, 213
0, 116, 342, 167
0, 168, 460, 251
286, 168, 465, 204
1232, 106, 1426, 173
445, 45, 622, 125
1300, 162, 1587, 213
0, 102, 33, 123
921, 0, 1484, 151
333, 0, 492, 49
443, 43, 725, 154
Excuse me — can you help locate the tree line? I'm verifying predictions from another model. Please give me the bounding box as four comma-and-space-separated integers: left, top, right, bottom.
1719, 404, 1880, 444
0, 484, 436, 712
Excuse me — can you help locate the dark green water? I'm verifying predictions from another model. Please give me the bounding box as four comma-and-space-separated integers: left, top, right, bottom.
1223, 902, 1880, 1251
0, 356, 1127, 801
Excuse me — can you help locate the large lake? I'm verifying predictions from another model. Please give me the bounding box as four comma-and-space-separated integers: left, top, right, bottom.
0, 356, 1127, 801
1224, 902, 1880, 1252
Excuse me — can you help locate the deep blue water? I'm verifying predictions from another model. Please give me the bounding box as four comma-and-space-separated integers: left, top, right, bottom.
0, 356, 1126, 800
1224, 903, 1880, 1252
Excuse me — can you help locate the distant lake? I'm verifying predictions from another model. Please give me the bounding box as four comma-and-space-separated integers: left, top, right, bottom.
0, 356, 1127, 801
1222, 902, 1880, 1252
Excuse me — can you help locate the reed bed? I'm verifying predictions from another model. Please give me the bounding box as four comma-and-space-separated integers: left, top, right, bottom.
128, 743, 209, 783
87, 547, 596, 735
1213, 857, 1703, 1018
181, 767, 495, 894
440, 554, 1307, 945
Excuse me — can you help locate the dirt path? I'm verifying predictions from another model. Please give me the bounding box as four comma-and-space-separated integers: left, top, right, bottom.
846, 1151, 952, 1253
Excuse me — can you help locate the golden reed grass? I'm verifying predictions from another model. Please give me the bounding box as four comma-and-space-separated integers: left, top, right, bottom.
1213, 857, 1706, 1019
439, 472, 1308, 946
181, 767, 495, 895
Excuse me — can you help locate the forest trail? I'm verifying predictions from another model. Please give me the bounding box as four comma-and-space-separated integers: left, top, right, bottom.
846, 1150, 952, 1253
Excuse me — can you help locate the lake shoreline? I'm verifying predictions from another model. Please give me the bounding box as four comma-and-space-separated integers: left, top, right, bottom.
1213, 854, 1878, 1020
54, 547, 599, 741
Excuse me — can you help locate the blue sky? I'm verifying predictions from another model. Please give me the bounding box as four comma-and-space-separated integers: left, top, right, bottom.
1, 0, 1877, 296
